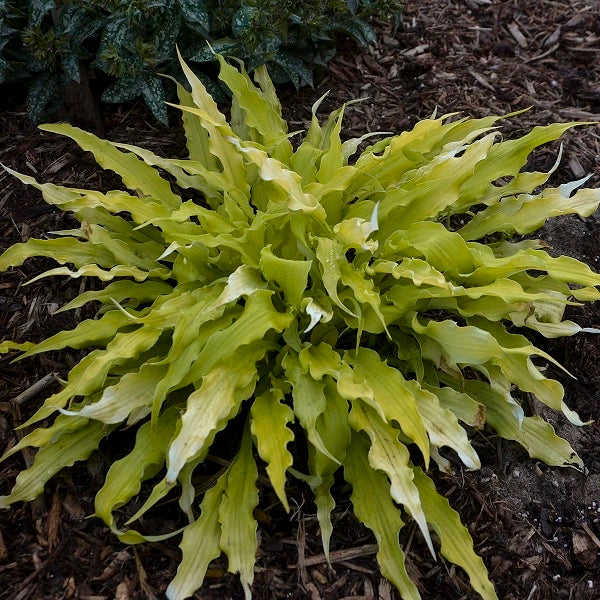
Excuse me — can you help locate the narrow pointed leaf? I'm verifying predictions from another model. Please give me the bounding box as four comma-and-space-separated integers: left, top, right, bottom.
348, 401, 434, 557
411, 466, 498, 600
166, 471, 228, 600
344, 433, 421, 600
250, 387, 295, 511
0, 419, 110, 508
40, 124, 181, 209
219, 426, 259, 599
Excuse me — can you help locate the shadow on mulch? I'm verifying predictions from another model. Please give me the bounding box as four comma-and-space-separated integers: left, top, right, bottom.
1, 1, 600, 599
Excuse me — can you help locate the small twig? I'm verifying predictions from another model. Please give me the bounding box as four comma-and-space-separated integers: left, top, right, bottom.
7, 538, 68, 600
134, 548, 159, 600
13, 372, 57, 406
296, 511, 308, 586
289, 543, 379, 568
524, 43, 560, 64
403, 522, 418, 557
468, 69, 495, 92
10, 373, 57, 518
581, 522, 600, 550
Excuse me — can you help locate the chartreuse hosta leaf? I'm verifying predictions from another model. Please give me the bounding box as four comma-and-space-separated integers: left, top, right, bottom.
1, 53, 599, 600
250, 384, 295, 511
344, 432, 421, 600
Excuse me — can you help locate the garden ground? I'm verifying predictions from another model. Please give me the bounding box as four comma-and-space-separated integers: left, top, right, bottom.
1, 1, 599, 598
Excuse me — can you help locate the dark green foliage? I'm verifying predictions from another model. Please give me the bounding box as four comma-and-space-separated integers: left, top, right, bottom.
0, 0, 403, 123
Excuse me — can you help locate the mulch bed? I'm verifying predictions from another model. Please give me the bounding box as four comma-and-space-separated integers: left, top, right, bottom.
1, 0, 600, 599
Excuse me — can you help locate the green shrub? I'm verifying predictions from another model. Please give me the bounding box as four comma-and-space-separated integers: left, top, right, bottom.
1, 54, 599, 600
0, 0, 402, 123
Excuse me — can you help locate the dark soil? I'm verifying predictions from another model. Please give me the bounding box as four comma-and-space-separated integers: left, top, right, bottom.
1, 1, 600, 599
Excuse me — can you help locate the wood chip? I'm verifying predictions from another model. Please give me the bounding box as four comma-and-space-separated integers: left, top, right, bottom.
544, 25, 562, 48
378, 579, 393, 600
0, 529, 8, 560
311, 568, 328, 585
525, 79, 536, 96
508, 22, 528, 49
296, 512, 308, 587
465, 0, 491, 7
47, 490, 62, 550
340, 561, 375, 575
524, 43, 560, 64
558, 108, 600, 120
43, 153, 73, 175
402, 44, 429, 57
581, 522, 600, 550
63, 576, 77, 600
569, 157, 586, 179
565, 14, 587, 28
573, 530, 597, 566
134, 549, 158, 600
93, 549, 131, 582
305, 582, 322, 600
114, 581, 130, 600
62, 493, 86, 521
469, 69, 495, 92
382, 35, 399, 47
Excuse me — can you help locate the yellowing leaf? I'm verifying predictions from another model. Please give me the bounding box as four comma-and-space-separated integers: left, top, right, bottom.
216, 55, 292, 163
2, 55, 599, 600
465, 379, 582, 467
345, 348, 430, 466
457, 122, 579, 210
344, 432, 421, 600
250, 387, 295, 511
166, 470, 228, 600
410, 382, 480, 469
385, 221, 477, 274
379, 133, 495, 234
411, 466, 498, 600
167, 343, 266, 483
75, 362, 169, 424
0, 340, 35, 354
299, 342, 342, 380
183, 290, 292, 385
219, 426, 259, 599
317, 105, 345, 183
229, 137, 325, 217
348, 401, 434, 557
40, 124, 181, 209
259, 246, 311, 308
17, 309, 132, 361
56, 280, 173, 313
94, 407, 179, 538
284, 352, 340, 463
0, 237, 116, 271
173, 78, 218, 170
315, 237, 357, 317
308, 383, 350, 557
460, 183, 600, 240
0, 419, 110, 508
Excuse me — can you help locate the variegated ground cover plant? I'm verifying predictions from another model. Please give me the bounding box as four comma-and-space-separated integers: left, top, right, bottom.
1, 52, 600, 600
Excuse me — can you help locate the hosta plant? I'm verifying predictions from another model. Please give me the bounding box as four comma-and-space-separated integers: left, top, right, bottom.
2, 53, 600, 600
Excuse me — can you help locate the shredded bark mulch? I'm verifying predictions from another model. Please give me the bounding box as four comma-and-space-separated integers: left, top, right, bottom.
1, 1, 599, 599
